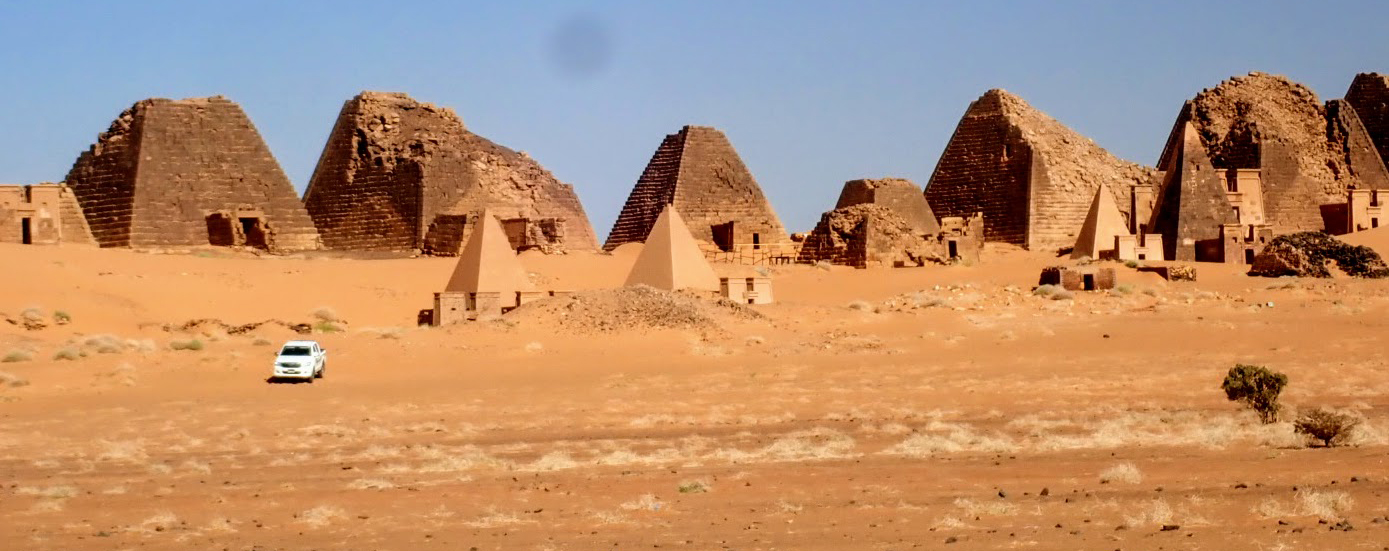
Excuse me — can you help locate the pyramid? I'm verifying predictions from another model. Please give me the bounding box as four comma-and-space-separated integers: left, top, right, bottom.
1149, 110, 1237, 261
1344, 73, 1389, 173
834, 178, 940, 234
445, 210, 534, 295
924, 90, 1157, 251
624, 206, 719, 291
64, 96, 320, 250
1182, 72, 1389, 233
1070, 183, 1130, 259
605, 125, 789, 251
304, 92, 598, 254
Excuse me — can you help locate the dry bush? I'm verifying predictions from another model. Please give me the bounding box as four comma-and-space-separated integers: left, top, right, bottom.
1255, 489, 1354, 520
0, 370, 30, 387
678, 479, 711, 494
2, 349, 33, 363
52, 347, 82, 361
312, 307, 341, 322
1099, 462, 1144, 484
846, 300, 877, 312
1293, 408, 1361, 448
298, 505, 346, 528
1032, 284, 1073, 300
169, 339, 204, 351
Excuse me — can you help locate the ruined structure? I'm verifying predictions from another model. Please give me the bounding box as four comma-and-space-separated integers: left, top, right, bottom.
1347, 188, 1388, 232
1148, 72, 1389, 262
1039, 265, 1117, 291
0, 183, 94, 245
64, 97, 319, 251
304, 92, 598, 255
605, 125, 791, 259
625, 206, 720, 292
1346, 73, 1389, 170
720, 276, 774, 305
924, 90, 1158, 251
798, 179, 981, 267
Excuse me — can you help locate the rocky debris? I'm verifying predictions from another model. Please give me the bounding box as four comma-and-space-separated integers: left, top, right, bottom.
796, 204, 943, 266
158, 319, 315, 335
1250, 231, 1389, 278
506, 285, 764, 333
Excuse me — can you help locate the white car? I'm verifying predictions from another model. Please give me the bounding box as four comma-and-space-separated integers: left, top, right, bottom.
271, 340, 327, 382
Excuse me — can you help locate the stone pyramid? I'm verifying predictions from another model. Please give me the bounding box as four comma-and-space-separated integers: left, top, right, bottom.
605, 125, 789, 252
1149, 111, 1237, 261
924, 89, 1157, 251
445, 210, 534, 295
834, 178, 940, 234
624, 206, 719, 291
304, 91, 598, 254
1344, 73, 1389, 173
64, 96, 320, 250
1070, 183, 1130, 259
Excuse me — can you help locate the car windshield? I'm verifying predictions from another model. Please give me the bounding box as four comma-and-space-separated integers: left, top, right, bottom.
280, 346, 312, 356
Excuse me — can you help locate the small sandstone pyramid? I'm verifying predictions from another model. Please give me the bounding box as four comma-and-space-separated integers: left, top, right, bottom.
1149, 116, 1237, 261
624, 206, 719, 292
445, 210, 534, 296
1346, 73, 1389, 170
1071, 183, 1129, 259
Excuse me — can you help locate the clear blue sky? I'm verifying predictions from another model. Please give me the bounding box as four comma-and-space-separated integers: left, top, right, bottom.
1, 1, 1386, 236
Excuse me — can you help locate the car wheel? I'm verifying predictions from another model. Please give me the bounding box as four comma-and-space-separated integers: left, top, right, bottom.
315, 363, 324, 379
305, 373, 314, 384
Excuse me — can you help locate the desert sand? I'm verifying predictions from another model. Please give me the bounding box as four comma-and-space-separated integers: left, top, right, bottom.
3, 240, 1389, 550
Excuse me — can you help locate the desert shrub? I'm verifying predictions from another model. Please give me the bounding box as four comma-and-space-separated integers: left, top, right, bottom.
2, 349, 33, 363
1113, 284, 1135, 295
314, 321, 343, 334
1124, 260, 1140, 269
0, 371, 29, 387
312, 307, 340, 323
169, 339, 204, 352
252, 337, 273, 346
1099, 462, 1144, 484
20, 308, 44, 322
1033, 285, 1073, 300
847, 300, 876, 312
53, 310, 72, 324
1293, 408, 1361, 448
52, 347, 83, 361
678, 480, 710, 494
1221, 364, 1288, 424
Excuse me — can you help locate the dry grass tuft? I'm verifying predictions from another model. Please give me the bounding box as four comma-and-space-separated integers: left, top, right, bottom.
298, 505, 346, 528
1099, 462, 1144, 484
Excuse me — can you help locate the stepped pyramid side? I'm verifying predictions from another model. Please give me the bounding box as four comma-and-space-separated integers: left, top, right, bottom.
1345, 73, 1389, 172
1150, 113, 1237, 261
1070, 183, 1129, 259
606, 126, 789, 251
65, 97, 320, 250
624, 206, 719, 291
305, 91, 598, 253
925, 90, 1154, 251
444, 210, 533, 295
1326, 100, 1389, 190
604, 131, 686, 250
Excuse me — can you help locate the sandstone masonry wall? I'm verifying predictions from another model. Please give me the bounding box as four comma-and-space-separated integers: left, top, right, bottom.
65, 97, 320, 250
1346, 73, 1389, 169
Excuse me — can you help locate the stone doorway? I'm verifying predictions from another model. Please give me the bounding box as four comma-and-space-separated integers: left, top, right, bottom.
240, 217, 269, 250
206, 211, 271, 250
712, 222, 735, 252
20, 218, 31, 244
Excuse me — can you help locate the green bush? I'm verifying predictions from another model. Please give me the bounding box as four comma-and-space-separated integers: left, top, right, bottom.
53, 310, 72, 324
170, 339, 204, 351
1221, 364, 1288, 424
1293, 408, 1360, 448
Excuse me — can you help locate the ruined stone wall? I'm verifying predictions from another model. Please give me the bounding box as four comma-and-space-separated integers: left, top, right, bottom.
834, 178, 939, 234
0, 184, 96, 245
1346, 73, 1389, 168
305, 92, 598, 253
605, 125, 790, 251
65, 108, 142, 247
925, 90, 1154, 251
66, 97, 320, 250
796, 204, 939, 267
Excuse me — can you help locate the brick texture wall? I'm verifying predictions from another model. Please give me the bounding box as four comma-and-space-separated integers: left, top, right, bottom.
924, 92, 1034, 246
1346, 73, 1389, 171
1150, 119, 1238, 261
304, 92, 598, 253
605, 126, 789, 251
835, 178, 940, 234
65, 97, 320, 250
1326, 100, 1389, 191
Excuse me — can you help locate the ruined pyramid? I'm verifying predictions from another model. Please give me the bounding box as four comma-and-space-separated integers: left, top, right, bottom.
1180, 72, 1389, 234
924, 89, 1157, 251
64, 96, 320, 251
605, 125, 789, 252
303, 92, 598, 254
624, 206, 719, 292
1070, 183, 1130, 259
445, 210, 534, 296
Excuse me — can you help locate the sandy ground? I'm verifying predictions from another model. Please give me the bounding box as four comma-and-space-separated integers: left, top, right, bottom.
2, 241, 1389, 550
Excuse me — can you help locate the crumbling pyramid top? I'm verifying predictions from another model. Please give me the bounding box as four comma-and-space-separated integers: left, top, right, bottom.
1071, 182, 1129, 259
445, 210, 534, 294
624, 206, 719, 292
835, 178, 940, 235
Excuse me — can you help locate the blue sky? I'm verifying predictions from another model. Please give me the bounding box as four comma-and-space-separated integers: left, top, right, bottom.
1, 1, 1386, 235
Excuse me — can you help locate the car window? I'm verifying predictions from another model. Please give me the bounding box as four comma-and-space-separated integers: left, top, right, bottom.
280, 346, 312, 356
